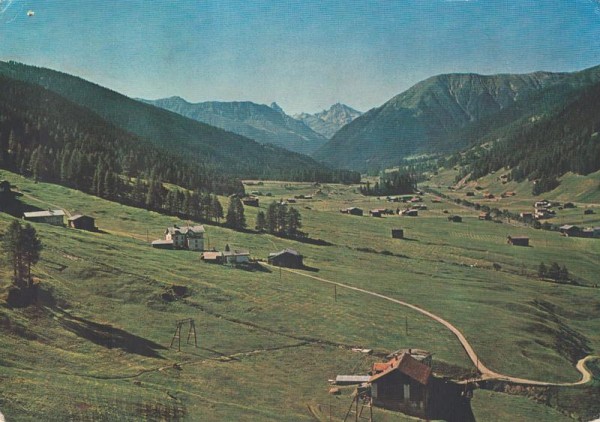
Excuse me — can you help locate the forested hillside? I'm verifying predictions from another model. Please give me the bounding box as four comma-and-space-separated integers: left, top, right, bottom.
314, 71, 567, 171
0, 61, 359, 184
463, 80, 600, 194
0, 75, 242, 217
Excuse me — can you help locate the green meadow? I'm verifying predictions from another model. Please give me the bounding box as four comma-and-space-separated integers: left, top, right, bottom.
0, 170, 598, 421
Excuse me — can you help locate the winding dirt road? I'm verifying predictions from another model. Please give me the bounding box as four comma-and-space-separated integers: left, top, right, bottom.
273, 266, 597, 386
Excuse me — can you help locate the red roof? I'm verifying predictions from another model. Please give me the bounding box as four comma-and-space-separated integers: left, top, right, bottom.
369, 353, 431, 386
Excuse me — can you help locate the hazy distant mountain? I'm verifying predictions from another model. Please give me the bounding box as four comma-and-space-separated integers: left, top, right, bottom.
0, 60, 358, 183
141, 97, 328, 155
295, 103, 362, 139
313, 71, 571, 170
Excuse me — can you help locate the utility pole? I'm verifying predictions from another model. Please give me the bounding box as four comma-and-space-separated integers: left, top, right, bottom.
334, 285, 337, 302
405, 316, 408, 336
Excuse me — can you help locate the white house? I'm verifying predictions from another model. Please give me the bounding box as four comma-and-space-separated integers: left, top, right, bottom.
164, 225, 205, 250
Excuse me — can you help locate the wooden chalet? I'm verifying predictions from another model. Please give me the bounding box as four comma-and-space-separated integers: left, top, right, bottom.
268, 248, 303, 268
507, 235, 529, 246
400, 209, 418, 217
340, 207, 363, 216
242, 197, 259, 207
478, 212, 491, 221
369, 352, 432, 419
582, 227, 600, 238
201, 251, 223, 263
68, 215, 97, 231
151, 239, 174, 249
369, 208, 386, 217
223, 249, 250, 264
202, 250, 250, 264
447, 215, 462, 223
23, 210, 65, 226
584, 209, 595, 215
391, 229, 404, 239
466, 191, 475, 197
559, 225, 580, 237
519, 212, 534, 223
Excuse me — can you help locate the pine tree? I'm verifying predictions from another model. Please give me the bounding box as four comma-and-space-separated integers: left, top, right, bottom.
2, 220, 42, 288
21, 223, 42, 287
255, 210, 266, 232
548, 262, 561, 281
287, 207, 302, 237
226, 197, 246, 230
266, 202, 278, 234
559, 265, 569, 283
210, 195, 224, 223
538, 262, 547, 279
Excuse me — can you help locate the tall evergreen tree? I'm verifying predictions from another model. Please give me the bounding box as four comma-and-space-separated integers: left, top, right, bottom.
287, 207, 302, 237
2, 220, 42, 288
255, 210, 266, 232
226, 197, 246, 230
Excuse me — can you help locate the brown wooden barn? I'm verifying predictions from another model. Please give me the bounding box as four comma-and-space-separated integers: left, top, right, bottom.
391, 229, 404, 239
68, 215, 97, 231
268, 248, 303, 268
242, 197, 259, 207
340, 207, 364, 216
507, 235, 529, 246
369, 353, 432, 419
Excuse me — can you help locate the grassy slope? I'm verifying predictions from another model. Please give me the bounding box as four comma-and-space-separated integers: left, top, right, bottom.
0, 171, 598, 421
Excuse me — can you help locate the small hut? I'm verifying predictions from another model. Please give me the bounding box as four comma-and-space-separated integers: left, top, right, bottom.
268, 248, 303, 268
507, 236, 529, 246
68, 215, 97, 231
392, 229, 404, 239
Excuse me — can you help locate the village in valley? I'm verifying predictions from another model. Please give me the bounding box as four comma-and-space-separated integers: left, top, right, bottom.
1, 2, 600, 420
1, 162, 599, 421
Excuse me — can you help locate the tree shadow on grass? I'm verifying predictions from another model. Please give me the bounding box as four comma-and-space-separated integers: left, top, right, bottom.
56, 309, 166, 359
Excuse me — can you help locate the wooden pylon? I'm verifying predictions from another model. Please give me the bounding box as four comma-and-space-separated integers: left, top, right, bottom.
169, 318, 198, 351
343, 390, 373, 422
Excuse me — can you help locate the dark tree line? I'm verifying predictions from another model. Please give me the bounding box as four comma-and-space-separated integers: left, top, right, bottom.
0, 76, 358, 223
256, 202, 304, 238
360, 171, 417, 196
538, 262, 570, 283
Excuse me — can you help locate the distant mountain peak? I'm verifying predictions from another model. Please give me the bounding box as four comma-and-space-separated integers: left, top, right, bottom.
140, 97, 327, 155
270, 102, 284, 113
295, 103, 362, 139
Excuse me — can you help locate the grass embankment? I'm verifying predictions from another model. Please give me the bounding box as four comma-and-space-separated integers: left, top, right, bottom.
0, 171, 598, 420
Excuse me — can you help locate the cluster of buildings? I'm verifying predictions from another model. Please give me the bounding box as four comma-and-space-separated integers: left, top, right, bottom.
22, 209, 97, 231
151, 224, 305, 267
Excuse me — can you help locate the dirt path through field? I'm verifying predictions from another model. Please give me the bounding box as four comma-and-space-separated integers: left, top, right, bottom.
272, 265, 597, 386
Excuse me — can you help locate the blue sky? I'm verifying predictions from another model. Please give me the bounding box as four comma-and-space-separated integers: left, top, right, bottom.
1, 0, 600, 114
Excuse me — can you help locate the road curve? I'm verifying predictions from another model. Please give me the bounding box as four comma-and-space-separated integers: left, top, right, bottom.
273, 266, 596, 386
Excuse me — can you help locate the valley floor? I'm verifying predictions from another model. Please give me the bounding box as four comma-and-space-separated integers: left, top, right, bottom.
0, 171, 599, 421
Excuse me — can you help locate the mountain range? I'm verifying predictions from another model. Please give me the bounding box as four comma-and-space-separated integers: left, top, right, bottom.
294, 103, 362, 139
0, 60, 359, 185
140, 97, 328, 155
2, 59, 599, 188
313, 71, 579, 171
